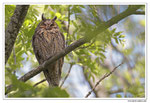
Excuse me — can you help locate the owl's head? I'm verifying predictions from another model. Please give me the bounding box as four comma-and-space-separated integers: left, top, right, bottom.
39, 14, 58, 30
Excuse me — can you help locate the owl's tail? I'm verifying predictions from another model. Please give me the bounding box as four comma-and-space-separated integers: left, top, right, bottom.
43, 60, 62, 87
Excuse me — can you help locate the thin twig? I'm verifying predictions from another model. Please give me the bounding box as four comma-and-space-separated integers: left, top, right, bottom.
85, 62, 123, 98
66, 5, 71, 47
60, 64, 73, 88
82, 66, 99, 97
33, 79, 46, 87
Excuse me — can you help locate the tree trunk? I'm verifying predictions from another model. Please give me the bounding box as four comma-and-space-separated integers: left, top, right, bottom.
5, 5, 29, 64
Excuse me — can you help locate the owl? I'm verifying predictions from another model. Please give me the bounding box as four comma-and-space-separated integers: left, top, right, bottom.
32, 14, 65, 87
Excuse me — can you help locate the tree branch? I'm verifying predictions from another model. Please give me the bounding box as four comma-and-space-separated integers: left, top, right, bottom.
5, 5, 29, 64
85, 62, 123, 98
133, 11, 145, 15
79, 40, 95, 49
33, 64, 73, 87
5, 5, 142, 95
33, 79, 46, 87
82, 66, 99, 97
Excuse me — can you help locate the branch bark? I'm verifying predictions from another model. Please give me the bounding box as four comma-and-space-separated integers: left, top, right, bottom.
33, 64, 73, 87
133, 11, 145, 15
5, 5, 142, 95
82, 66, 99, 97
33, 79, 46, 87
5, 5, 29, 64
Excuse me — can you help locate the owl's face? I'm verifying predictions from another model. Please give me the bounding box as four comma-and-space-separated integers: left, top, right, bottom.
39, 14, 58, 30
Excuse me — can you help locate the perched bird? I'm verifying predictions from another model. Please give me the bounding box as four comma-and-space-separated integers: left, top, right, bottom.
32, 14, 65, 87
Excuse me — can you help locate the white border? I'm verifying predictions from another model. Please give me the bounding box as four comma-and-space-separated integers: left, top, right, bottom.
1, 1, 148, 103
3, 2, 146, 5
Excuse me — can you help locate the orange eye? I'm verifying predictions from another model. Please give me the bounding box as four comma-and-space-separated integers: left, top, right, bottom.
40, 25, 46, 28
50, 24, 53, 26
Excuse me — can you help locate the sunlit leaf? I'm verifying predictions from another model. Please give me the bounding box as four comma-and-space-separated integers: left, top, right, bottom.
41, 87, 69, 97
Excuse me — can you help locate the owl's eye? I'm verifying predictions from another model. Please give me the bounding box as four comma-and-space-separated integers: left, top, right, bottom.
43, 23, 46, 26
50, 23, 54, 26
40, 23, 46, 26
39, 23, 46, 28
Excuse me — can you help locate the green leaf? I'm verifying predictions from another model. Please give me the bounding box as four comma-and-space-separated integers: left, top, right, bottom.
41, 87, 69, 97
111, 28, 116, 34
72, 21, 78, 28
15, 43, 22, 53
114, 37, 119, 44
116, 94, 122, 98
114, 31, 123, 37
55, 12, 61, 18
16, 50, 24, 57
99, 53, 106, 59
119, 35, 125, 38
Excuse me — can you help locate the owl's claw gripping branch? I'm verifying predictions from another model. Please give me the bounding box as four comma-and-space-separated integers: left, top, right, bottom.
5, 5, 143, 95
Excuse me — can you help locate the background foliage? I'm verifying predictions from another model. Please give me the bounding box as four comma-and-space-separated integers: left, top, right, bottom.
5, 5, 145, 98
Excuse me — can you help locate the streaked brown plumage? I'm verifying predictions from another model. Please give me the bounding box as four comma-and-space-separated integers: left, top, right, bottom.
32, 14, 65, 86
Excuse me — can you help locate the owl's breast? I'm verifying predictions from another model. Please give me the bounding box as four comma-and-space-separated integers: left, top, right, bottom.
43, 29, 60, 44
37, 28, 64, 53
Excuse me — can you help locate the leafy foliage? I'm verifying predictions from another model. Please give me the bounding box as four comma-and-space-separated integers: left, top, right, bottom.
8, 73, 69, 97
41, 87, 69, 97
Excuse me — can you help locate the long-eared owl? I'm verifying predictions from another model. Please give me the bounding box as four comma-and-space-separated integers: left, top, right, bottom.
32, 14, 65, 86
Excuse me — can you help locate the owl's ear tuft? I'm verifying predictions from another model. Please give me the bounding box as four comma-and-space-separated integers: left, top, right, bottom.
42, 13, 46, 21
52, 16, 57, 21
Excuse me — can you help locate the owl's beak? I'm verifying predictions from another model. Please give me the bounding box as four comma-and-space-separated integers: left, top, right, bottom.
46, 26, 51, 30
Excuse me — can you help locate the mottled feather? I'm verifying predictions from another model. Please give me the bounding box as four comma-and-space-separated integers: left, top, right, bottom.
32, 15, 65, 86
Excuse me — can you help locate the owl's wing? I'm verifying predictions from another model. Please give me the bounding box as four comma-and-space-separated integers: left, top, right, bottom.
32, 27, 65, 86
60, 32, 65, 48
32, 34, 43, 64
32, 30, 60, 64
